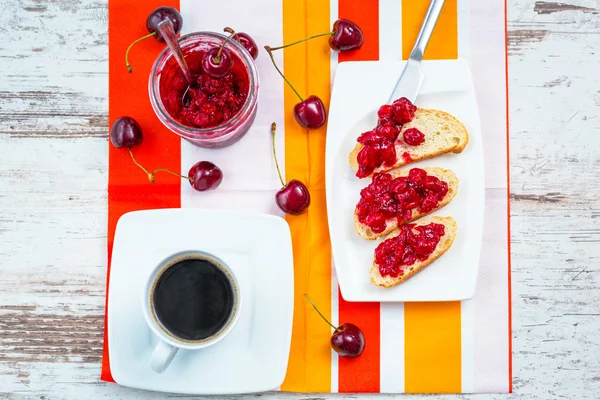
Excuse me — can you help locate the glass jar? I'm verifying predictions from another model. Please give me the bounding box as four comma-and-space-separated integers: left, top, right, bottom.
149, 31, 259, 148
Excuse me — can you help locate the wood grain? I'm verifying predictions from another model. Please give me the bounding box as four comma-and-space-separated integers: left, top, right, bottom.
1, 0, 599, 399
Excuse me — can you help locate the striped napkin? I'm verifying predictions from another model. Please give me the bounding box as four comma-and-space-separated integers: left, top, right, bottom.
103, 0, 511, 393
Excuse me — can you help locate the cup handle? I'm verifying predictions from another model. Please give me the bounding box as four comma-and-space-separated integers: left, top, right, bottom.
149, 339, 178, 373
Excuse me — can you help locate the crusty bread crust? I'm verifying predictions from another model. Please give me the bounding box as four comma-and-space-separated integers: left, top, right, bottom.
354, 167, 458, 240
370, 216, 457, 288
349, 108, 469, 177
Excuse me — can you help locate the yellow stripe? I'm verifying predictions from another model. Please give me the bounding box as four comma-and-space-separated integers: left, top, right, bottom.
281, 0, 331, 392
402, 0, 458, 60
404, 302, 462, 393
402, 0, 461, 393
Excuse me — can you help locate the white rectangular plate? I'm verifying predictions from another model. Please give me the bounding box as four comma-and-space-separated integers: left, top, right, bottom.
108, 209, 294, 394
326, 60, 485, 302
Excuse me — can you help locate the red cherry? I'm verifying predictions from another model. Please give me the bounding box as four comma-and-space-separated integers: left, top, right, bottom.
294, 95, 327, 129
271, 123, 311, 215
265, 47, 327, 129
329, 19, 364, 51
226, 28, 259, 59
331, 323, 365, 357
125, 6, 183, 73
276, 179, 311, 215
146, 6, 183, 41
202, 47, 233, 78
109, 117, 143, 148
305, 294, 365, 358
188, 161, 223, 191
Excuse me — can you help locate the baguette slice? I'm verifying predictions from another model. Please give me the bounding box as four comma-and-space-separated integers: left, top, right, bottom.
355, 167, 458, 240
349, 108, 469, 177
370, 216, 457, 288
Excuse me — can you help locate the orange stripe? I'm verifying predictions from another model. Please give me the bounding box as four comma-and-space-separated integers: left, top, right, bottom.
103, 0, 181, 382
337, 0, 380, 393
504, 0, 513, 392
402, 0, 457, 60
402, 0, 461, 394
280, 0, 332, 392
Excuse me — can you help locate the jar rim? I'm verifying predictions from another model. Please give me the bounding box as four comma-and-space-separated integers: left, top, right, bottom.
148, 31, 259, 140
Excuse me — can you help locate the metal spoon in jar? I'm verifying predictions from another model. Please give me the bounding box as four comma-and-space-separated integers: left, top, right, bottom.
156, 19, 195, 107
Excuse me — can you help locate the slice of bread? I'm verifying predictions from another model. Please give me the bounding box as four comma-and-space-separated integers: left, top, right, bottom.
349, 108, 469, 177
355, 167, 458, 240
370, 216, 457, 288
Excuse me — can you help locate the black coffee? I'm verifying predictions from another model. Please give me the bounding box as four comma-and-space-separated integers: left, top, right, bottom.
152, 257, 235, 341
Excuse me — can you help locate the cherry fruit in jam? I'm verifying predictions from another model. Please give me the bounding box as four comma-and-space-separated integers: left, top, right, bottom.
304, 294, 365, 358
329, 19, 364, 51
293, 95, 327, 129
224, 27, 258, 59
403, 127, 425, 146
392, 97, 417, 124
202, 35, 235, 79
125, 6, 183, 73
265, 46, 327, 129
188, 161, 223, 191
271, 123, 311, 215
110, 117, 143, 148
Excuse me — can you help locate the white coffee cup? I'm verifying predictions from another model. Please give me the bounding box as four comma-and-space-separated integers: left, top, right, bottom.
141, 250, 242, 373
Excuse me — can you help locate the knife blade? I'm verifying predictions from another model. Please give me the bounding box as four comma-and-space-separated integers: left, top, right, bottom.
387, 0, 446, 103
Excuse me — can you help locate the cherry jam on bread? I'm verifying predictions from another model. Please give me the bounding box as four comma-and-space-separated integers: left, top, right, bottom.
375, 222, 446, 278
356, 168, 449, 234
355, 97, 421, 178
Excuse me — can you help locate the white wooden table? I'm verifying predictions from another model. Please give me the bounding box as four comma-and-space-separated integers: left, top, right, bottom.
1, 0, 598, 399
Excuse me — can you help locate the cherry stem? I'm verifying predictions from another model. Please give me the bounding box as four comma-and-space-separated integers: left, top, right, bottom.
304, 294, 340, 333
215, 31, 235, 63
128, 147, 191, 183
223, 27, 237, 39
268, 31, 335, 51
264, 46, 304, 102
125, 31, 156, 73
271, 123, 285, 187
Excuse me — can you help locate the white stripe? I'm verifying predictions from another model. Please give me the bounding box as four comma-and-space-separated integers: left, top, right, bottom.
378, 0, 405, 394
379, 0, 402, 61
469, 0, 510, 392
457, 0, 475, 393
380, 303, 405, 393
330, 1, 339, 392
330, 258, 339, 393
180, 0, 285, 214
179, 0, 192, 35
330, 0, 339, 85
461, 299, 475, 393
458, 0, 470, 58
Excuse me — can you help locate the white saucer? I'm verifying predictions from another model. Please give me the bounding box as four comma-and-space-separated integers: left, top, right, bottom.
108, 209, 294, 395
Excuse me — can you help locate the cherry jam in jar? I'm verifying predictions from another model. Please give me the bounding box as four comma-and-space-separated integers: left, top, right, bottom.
149, 32, 259, 148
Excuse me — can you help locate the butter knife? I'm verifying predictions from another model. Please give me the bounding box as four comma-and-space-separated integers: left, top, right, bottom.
388, 0, 446, 103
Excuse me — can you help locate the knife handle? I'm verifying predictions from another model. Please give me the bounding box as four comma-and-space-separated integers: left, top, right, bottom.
409, 0, 446, 62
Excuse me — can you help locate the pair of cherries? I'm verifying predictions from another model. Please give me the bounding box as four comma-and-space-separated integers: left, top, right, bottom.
125, 6, 259, 75
110, 117, 223, 192
265, 19, 364, 129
